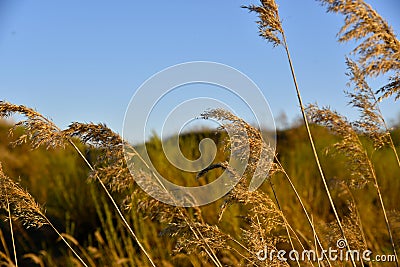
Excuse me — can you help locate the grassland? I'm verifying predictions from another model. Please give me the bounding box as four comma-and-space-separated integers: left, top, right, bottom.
0, 120, 399, 266
1, 0, 400, 266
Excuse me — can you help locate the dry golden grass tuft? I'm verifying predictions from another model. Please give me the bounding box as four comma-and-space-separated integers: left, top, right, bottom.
319, 0, 400, 100
243, 0, 283, 46
1, 0, 400, 266
0, 164, 47, 229
0, 102, 65, 149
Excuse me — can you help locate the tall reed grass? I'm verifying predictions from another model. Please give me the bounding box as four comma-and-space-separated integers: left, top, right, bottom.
0, 0, 399, 266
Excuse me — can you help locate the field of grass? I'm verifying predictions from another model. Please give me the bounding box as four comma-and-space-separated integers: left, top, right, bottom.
0, 120, 399, 266
1, 0, 400, 266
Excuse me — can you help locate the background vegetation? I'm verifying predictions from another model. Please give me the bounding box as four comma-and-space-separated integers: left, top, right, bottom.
1, 0, 400, 266
0, 119, 399, 266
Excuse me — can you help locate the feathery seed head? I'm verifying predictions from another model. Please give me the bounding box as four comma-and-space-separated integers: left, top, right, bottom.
0, 164, 47, 228
243, 0, 283, 47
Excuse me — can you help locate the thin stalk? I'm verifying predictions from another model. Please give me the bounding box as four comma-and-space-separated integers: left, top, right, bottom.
0, 230, 11, 260
367, 87, 400, 169
227, 234, 256, 256
67, 140, 157, 267
311, 216, 319, 267
282, 217, 320, 266
380, 119, 400, 170
275, 159, 322, 242
6, 198, 18, 267
190, 225, 223, 267
387, 136, 400, 168
43, 217, 88, 267
280, 218, 307, 253
268, 180, 301, 267
255, 215, 264, 248
128, 144, 223, 267
230, 246, 261, 267
280, 32, 357, 267
311, 216, 323, 267
387, 133, 400, 169
367, 158, 399, 266
342, 183, 369, 267
275, 156, 330, 266
225, 205, 306, 266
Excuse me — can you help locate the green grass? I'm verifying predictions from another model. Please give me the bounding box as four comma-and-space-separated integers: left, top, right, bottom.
0, 121, 399, 266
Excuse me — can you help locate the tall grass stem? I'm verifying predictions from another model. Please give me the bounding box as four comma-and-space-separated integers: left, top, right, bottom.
280, 32, 357, 267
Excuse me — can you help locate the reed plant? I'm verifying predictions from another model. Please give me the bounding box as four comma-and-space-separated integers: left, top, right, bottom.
0, 0, 399, 266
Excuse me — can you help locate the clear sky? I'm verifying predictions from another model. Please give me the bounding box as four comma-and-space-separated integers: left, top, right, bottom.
1, 0, 399, 139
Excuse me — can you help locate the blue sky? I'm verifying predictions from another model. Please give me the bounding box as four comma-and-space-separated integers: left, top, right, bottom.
1, 0, 399, 140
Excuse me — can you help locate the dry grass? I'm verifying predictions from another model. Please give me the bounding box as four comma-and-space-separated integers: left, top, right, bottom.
0, 102, 155, 267
0, 0, 399, 266
0, 163, 87, 267
318, 0, 400, 101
